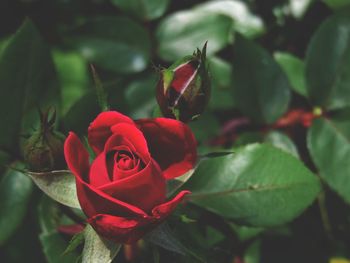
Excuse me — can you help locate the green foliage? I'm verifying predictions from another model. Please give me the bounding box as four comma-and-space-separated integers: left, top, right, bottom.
37, 196, 80, 263
308, 114, 350, 204
156, 11, 234, 61
232, 35, 291, 124
274, 52, 307, 97
82, 225, 121, 263
111, 0, 170, 20
0, 165, 33, 245
186, 144, 320, 226
2, 1, 350, 262
0, 19, 58, 152
306, 10, 350, 109
27, 170, 80, 208
67, 16, 151, 73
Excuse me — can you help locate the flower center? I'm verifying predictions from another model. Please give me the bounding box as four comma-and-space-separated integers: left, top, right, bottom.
115, 151, 135, 170
106, 148, 144, 181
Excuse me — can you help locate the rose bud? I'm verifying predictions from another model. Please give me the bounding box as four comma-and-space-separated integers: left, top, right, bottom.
156, 43, 210, 123
64, 111, 197, 244
24, 108, 66, 172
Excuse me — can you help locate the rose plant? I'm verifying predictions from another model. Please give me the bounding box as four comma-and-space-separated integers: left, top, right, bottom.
2, 2, 349, 262
64, 111, 196, 243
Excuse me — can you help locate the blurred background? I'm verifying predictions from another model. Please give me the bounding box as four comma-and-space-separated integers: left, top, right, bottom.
0, 0, 348, 262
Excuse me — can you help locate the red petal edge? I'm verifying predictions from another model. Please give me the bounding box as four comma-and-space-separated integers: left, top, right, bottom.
88, 111, 134, 155
88, 190, 190, 244
136, 118, 197, 179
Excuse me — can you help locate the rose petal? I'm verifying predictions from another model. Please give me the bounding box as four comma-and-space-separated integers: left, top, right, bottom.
64, 133, 147, 218
64, 132, 90, 181
99, 160, 166, 213
88, 111, 134, 154
109, 123, 150, 163
136, 118, 197, 179
88, 152, 111, 187
75, 174, 147, 218
88, 191, 191, 244
152, 190, 190, 218
88, 214, 153, 244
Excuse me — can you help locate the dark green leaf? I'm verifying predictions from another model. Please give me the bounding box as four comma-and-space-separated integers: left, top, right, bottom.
40, 232, 80, 263
189, 113, 221, 142
67, 16, 151, 73
124, 72, 158, 119
274, 52, 307, 97
232, 35, 291, 124
111, 0, 170, 20
230, 223, 264, 242
0, 166, 33, 245
0, 19, 58, 152
37, 196, 81, 263
82, 224, 121, 263
156, 11, 233, 61
186, 143, 320, 226
323, 0, 350, 9
52, 50, 89, 115
63, 232, 84, 256
146, 223, 187, 255
305, 10, 350, 109
307, 115, 350, 203
208, 57, 235, 110
27, 170, 80, 208
244, 240, 261, 263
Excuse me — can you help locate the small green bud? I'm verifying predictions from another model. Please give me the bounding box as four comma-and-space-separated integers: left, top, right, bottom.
24, 108, 66, 172
156, 43, 211, 123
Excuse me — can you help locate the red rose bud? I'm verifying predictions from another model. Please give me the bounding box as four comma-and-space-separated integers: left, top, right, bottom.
64, 111, 197, 244
24, 108, 66, 172
156, 42, 210, 123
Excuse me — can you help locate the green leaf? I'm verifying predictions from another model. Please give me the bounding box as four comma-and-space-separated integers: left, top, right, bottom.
208, 57, 235, 110
186, 144, 320, 227
194, 0, 265, 38
264, 131, 299, 158
67, 16, 151, 73
53, 50, 89, 115
156, 11, 234, 61
82, 224, 121, 263
27, 170, 80, 209
305, 10, 350, 109
111, 0, 170, 20
40, 232, 80, 263
124, 72, 158, 119
307, 115, 350, 204
146, 223, 187, 255
323, 0, 350, 9
244, 240, 261, 263
189, 113, 221, 142
230, 223, 264, 242
0, 19, 58, 152
0, 166, 33, 245
37, 196, 81, 263
232, 35, 291, 124
274, 52, 307, 97
63, 232, 84, 256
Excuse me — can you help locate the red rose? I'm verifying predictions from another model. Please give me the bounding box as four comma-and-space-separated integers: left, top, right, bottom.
64, 111, 196, 243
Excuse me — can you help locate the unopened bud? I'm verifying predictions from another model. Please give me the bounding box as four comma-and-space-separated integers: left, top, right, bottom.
156, 43, 210, 122
24, 108, 66, 172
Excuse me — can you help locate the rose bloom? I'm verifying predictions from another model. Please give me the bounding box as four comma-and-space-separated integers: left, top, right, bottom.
64, 111, 196, 243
